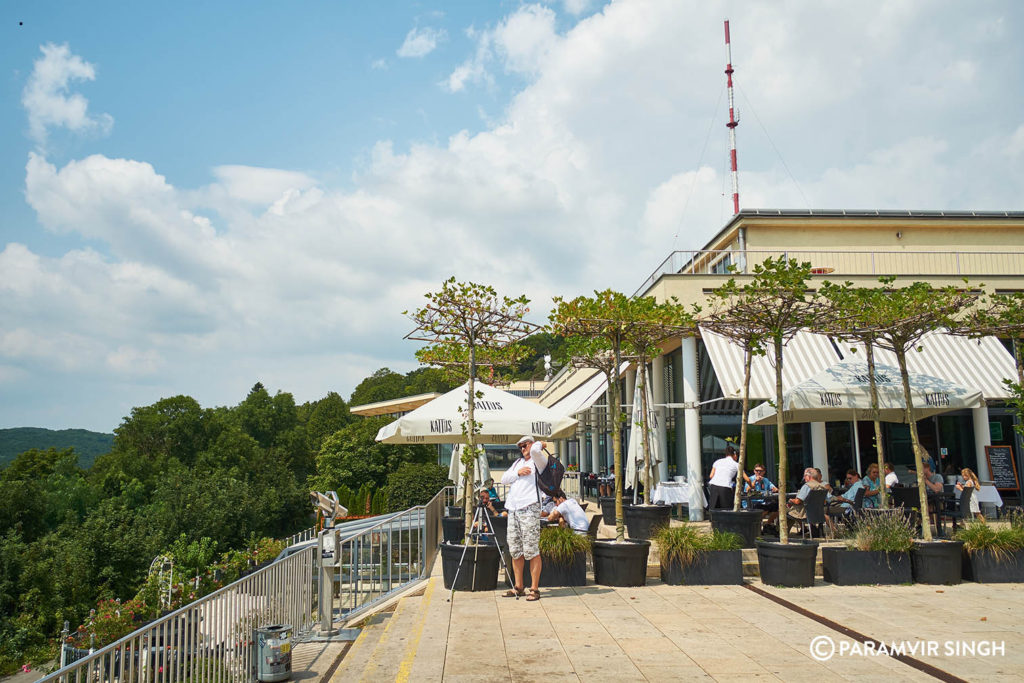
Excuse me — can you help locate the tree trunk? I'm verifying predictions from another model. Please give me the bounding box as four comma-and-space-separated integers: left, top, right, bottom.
732, 346, 753, 511
639, 362, 654, 506
1014, 337, 1023, 387
464, 346, 477, 540
896, 348, 932, 542
612, 337, 625, 541
866, 343, 887, 508
774, 336, 789, 544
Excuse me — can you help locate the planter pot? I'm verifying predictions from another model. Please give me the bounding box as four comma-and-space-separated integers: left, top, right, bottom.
710, 510, 764, 549
599, 497, 627, 527
962, 547, 1024, 583
441, 543, 500, 591
624, 504, 672, 540
486, 514, 508, 547
821, 548, 912, 585
911, 541, 963, 585
518, 550, 588, 587
756, 540, 819, 587
592, 539, 650, 587
442, 516, 465, 545
660, 549, 743, 585
445, 505, 464, 518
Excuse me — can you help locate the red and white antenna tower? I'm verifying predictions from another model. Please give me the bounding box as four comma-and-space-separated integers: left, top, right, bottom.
724, 19, 740, 215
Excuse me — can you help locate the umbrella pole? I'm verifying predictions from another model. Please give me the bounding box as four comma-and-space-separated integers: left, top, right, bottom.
852, 420, 862, 477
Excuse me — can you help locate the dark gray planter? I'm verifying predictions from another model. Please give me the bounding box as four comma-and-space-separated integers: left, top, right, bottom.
911, 541, 963, 585
599, 497, 627, 528
821, 548, 912, 585
710, 509, 764, 548
592, 539, 650, 587
624, 504, 672, 540
660, 549, 743, 585
962, 547, 1024, 583
442, 516, 465, 544
756, 540, 818, 587
441, 543, 500, 591
519, 550, 588, 587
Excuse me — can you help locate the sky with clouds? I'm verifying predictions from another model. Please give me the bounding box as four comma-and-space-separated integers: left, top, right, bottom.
1, 1, 1022, 432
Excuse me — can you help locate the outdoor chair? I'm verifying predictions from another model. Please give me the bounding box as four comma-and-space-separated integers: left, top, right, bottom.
832, 487, 866, 533
889, 486, 924, 532
586, 514, 603, 541
800, 489, 829, 539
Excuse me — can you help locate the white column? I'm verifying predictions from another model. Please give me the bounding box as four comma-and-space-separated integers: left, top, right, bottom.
681, 337, 704, 521
625, 368, 637, 413
652, 354, 669, 483
973, 405, 993, 483
811, 422, 828, 483
578, 428, 589, 474
590, 407, 601, 474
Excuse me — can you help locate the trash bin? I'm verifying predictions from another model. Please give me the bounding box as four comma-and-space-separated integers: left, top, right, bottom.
253, 624, 292, 682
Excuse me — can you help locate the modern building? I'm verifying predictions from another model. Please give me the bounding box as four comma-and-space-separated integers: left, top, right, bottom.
540, 210, 1024, 517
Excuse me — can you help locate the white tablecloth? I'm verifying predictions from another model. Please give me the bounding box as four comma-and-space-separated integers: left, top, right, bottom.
955, 485, 1003, 507
654, 483, 706, 507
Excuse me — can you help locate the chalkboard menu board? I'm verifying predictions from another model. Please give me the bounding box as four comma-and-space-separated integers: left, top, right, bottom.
985, 445, 1020, 491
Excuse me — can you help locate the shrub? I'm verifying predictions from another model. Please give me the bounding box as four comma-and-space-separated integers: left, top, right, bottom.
538, 526, 591, 565
654, 524, 741, 567
848, 513, 915, 552
384, 463, 450, 512
955, 521, 1024, 560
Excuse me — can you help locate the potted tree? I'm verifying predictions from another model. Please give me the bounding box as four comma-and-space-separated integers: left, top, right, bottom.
707, 258, 824, 586
654, 525, 743, 585
552, 290, 685, 586
955, 517, 1024, 583
519, 527, 591, 587
821, 514, 914, 585
406, 278, 536, 592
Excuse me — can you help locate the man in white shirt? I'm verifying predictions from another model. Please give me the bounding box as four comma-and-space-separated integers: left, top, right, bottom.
501, 435, 549, 601
707, 445, 740, 509
884, 462, 899, 490
547, 490, 589, 533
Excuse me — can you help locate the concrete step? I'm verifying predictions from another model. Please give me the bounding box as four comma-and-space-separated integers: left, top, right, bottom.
356, 590, 427, 682
329, 610, 393, 682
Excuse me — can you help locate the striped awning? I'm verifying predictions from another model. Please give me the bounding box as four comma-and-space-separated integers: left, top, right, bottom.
836, 331, 1017, 400
699, 328, 845, 401
543, 363, 631, 416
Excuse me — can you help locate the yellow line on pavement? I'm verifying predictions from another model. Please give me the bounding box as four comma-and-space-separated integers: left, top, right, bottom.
395, 577, 437, 683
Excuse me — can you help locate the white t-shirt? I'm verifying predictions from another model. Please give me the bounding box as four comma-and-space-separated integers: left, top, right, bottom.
708, 456, 739, 488
500, 441, 549, 511
885, 471, 899, 488
555, 499, 588, 533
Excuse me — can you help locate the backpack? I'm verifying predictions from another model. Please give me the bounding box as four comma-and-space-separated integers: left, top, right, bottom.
534, 450, 565, 498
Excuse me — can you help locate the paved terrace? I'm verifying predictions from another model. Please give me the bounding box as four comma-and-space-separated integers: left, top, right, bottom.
317, 566, 1024, 683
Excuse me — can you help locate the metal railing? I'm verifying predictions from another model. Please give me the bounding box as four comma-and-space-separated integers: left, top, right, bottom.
283, 526, 317, 547
634, 248, 1024, 296
40, 546, 317, 683
325, 486, 456, 623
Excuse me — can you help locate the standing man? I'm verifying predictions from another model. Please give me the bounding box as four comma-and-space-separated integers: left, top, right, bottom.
707, 445, 742, 509
501, 435, 549, 601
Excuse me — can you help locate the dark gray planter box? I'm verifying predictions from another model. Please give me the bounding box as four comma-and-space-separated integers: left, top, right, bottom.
520, 550, 588, 587
962, 547, 1024, 583
822, 547, 912, 585
660, 549, 743, 585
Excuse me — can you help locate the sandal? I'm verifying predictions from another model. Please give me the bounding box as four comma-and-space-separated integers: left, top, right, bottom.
502, 587, 524, 598
526, 589, 541, 602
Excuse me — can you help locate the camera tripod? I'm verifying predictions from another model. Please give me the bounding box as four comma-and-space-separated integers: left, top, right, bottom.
447, 501, 516, 602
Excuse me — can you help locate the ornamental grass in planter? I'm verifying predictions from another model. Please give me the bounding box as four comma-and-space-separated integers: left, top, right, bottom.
822, 513, 914, 585
655, 524, 743, 585
521, 526, 591, 587
955, 520, 1024, 583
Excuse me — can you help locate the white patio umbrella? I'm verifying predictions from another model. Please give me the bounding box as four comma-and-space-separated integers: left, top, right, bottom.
747, 360, 984, 426
447, 444, 492, 501
376, 381, 579, 444
625, 378, 662, 502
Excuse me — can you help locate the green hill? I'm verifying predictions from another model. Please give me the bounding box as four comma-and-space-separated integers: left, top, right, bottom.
0, 427, 114, 469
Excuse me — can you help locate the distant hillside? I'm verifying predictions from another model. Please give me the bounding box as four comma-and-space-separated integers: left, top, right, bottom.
0, 427, 114, 469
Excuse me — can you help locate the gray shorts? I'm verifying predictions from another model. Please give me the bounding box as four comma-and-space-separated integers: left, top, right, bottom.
508, 503, 541, 560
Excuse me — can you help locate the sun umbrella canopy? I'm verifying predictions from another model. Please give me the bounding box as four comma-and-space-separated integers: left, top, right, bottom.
625, 378, 662, 495
747, 360, 984, 426
376, 381, 579, 444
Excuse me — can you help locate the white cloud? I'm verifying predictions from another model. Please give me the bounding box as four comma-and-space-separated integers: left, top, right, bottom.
563, 0, 592, 15
21, 43, 113, 147
444, 5, 557, 90
397, 27, 447, 58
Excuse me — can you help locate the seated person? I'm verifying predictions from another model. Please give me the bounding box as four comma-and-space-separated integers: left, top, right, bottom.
884, 462, 899, 490
484, 478, 500, 503
744, 465, 779, 528
546, 489, 589, 533
786, 468, 826, 531
477, 489, 506, 518
862, 463, 882, 509
826, 469, 865, 518
599, 468, 615, 497
922, 462, 944, 493
540, 494, 557, 516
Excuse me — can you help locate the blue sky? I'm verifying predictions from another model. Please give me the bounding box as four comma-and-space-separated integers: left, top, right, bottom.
1, 1, 1023, 432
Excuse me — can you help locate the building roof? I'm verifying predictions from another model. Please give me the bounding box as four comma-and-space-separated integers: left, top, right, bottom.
349, 392, 442, 417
